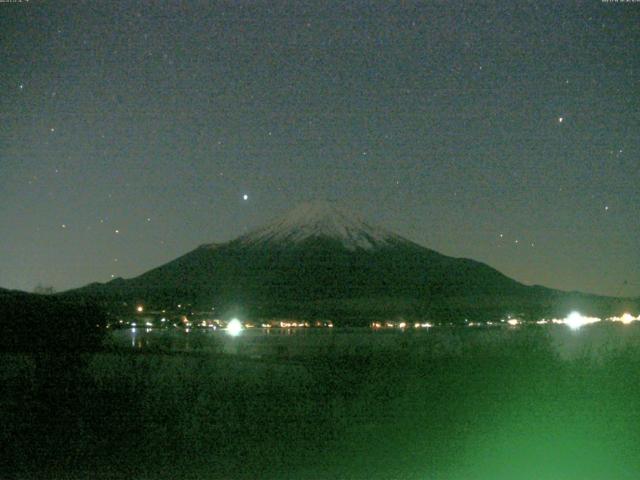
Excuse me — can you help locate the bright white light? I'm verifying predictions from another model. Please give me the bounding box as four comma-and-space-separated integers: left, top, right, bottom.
226, 318, 243, 336
136, 305, 144, 313
564, 311, 600, 330
243, 194, 248, 200
507, 319, 519, 326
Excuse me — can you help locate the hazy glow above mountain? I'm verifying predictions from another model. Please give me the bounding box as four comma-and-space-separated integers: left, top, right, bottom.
239, 201, 401, 250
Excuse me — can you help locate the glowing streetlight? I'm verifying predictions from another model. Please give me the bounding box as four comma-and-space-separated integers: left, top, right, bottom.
136, 305, 144, 313
226, 318, 243, 336
564, 311, 600, 330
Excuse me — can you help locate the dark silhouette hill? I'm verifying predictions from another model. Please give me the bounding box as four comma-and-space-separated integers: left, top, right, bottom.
0, 289, 106, 352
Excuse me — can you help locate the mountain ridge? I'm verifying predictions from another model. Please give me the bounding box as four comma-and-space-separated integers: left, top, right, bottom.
62, 201, 637, 323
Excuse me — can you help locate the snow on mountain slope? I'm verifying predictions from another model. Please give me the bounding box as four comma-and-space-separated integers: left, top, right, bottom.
238, 201, 405, 250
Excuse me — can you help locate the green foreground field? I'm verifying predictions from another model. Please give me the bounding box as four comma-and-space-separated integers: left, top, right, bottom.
2, 327, 640, 479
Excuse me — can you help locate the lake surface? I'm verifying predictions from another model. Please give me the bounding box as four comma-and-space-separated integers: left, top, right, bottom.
6, 322, 640, 479
110, 322, 640, 360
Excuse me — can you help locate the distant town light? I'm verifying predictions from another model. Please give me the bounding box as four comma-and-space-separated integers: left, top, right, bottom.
227, 318, 243, 336
609, 313, 639, 325
136, 305, 144, 313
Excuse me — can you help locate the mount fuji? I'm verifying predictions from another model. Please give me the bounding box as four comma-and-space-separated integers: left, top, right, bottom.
65, 201, 634, 323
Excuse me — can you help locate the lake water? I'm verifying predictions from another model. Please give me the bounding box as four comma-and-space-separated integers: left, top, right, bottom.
110, 322, 640, 360
6, 322, 640, 479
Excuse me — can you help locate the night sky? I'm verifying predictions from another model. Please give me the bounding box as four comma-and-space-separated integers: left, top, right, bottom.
1, 1, 638, 297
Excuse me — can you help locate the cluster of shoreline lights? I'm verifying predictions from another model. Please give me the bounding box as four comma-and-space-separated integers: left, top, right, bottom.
372, 312, 640, 331
132, 305, 639, 334
514, 312, 640, 330
131, 305, 334, 335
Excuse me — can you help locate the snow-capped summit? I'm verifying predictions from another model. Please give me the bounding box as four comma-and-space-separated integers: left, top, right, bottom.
238, 201, 402, 250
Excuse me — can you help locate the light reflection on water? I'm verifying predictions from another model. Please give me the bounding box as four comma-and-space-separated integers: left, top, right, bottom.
110, 323, 640, 359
